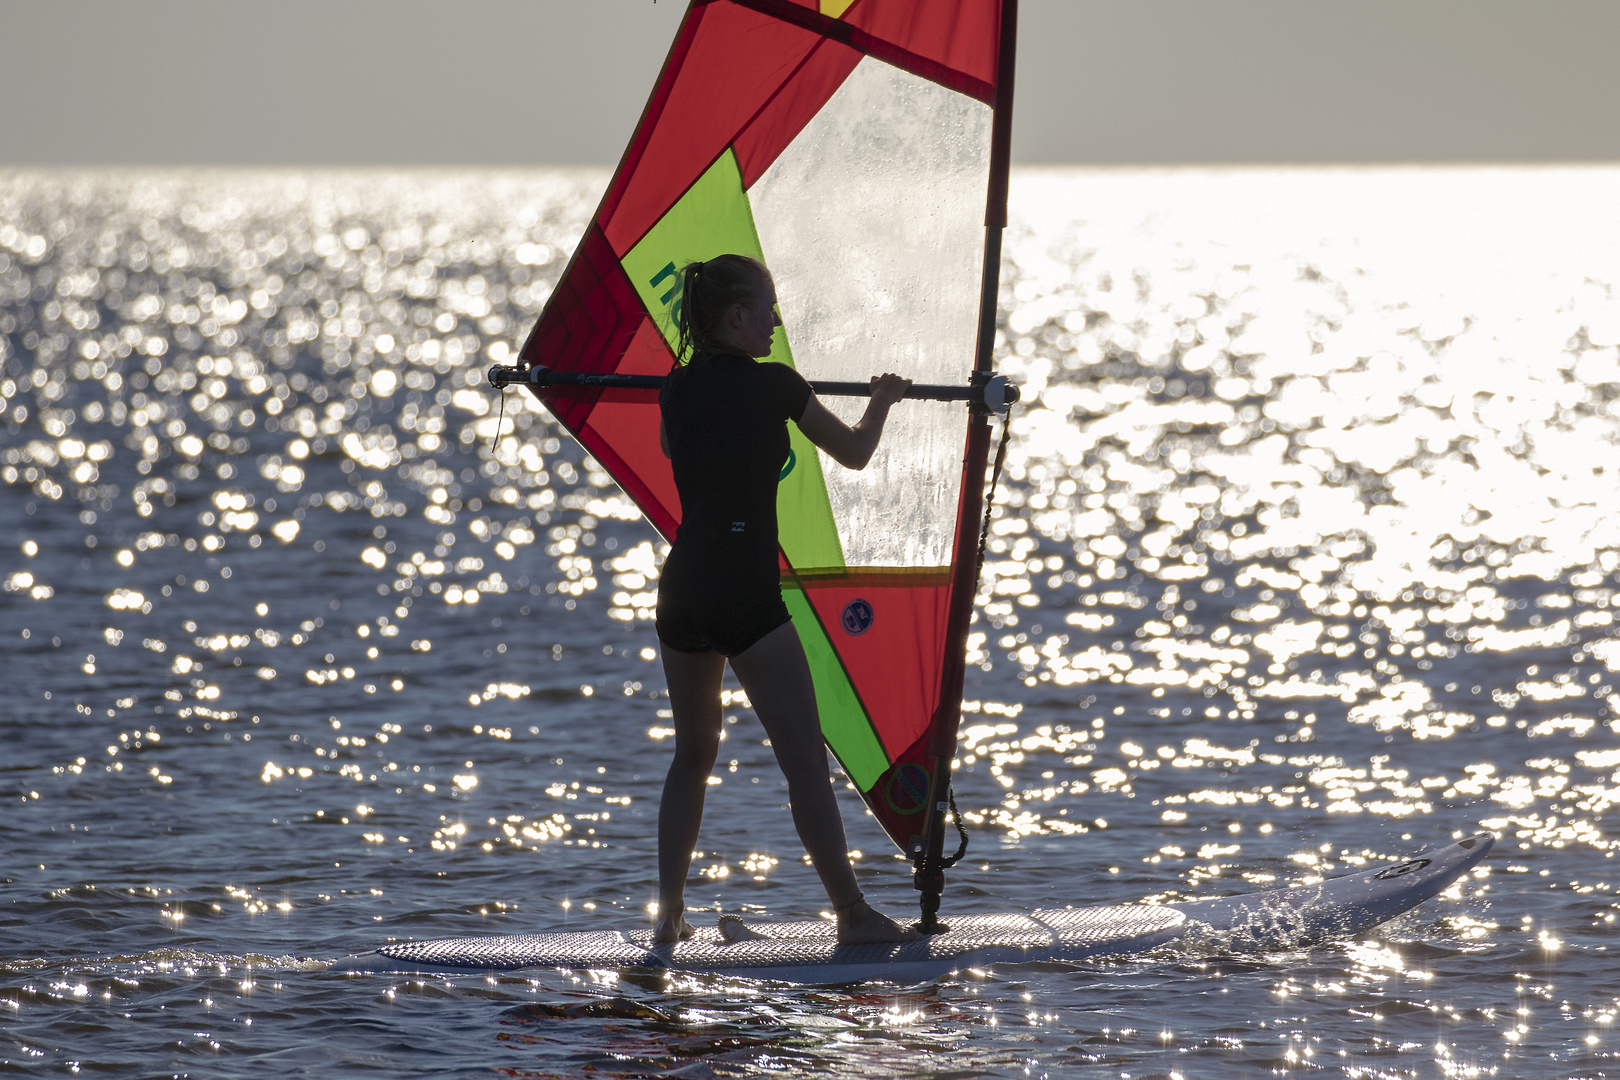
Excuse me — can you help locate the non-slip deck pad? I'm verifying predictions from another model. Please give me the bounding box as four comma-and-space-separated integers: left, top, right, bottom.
331, 834, 1493, 982
351, 906, 1181, 977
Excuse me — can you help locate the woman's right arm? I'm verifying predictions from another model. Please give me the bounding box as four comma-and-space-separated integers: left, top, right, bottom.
795, 373, 910, 470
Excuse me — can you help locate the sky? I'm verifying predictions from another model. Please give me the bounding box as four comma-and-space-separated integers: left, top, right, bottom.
3, 0, 1619, 166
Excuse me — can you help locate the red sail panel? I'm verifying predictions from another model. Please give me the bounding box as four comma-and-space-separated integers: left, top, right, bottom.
863, 729, 938, 853
518, 225, 645, 430
800, 575, 950, 759
732, 0, 998, 102
577, 322, 683, 541
839, 0, 1000, 91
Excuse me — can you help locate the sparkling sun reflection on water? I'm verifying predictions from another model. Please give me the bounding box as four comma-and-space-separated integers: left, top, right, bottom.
4, 167, 1620, 1076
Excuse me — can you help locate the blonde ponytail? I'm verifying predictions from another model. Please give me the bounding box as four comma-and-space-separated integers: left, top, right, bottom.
674, 254, 769, 361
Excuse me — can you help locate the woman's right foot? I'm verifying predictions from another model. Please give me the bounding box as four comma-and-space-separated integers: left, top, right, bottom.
836, 900, 921, 944
652, 913, 694, 943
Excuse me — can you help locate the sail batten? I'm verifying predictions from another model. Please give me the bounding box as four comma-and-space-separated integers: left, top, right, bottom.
518, 0, 1013, 873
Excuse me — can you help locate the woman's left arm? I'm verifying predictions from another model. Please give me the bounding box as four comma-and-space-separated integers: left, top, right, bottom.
795, 373, 910, 470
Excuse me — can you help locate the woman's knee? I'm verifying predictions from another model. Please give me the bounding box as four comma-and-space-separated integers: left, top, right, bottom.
671, 728, 721, 772
763, 712, 825, 762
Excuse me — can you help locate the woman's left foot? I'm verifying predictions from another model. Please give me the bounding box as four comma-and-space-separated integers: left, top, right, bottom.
836, 900, 921, 944
652, 913, 695, 943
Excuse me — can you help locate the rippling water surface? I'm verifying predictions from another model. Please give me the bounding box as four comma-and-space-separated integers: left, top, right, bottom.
5, 167, 1620, 1077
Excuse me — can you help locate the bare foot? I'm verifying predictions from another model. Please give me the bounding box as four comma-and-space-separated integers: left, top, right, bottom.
652, 912, 694, 943
836, 900, 921, 944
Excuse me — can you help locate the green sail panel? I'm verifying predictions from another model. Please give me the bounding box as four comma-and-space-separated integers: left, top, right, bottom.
782, 584, 887, 790
622, 149, 844, 572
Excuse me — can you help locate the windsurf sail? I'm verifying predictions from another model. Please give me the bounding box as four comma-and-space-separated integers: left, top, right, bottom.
515, 0, 1017, 926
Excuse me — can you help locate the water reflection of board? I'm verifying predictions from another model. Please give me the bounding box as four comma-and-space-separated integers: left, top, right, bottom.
330, 834, 1490, 984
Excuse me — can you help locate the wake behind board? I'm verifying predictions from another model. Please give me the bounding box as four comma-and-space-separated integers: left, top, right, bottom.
330, 833, 1491, 983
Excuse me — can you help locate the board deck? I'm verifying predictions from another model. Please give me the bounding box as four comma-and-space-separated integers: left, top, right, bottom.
330, 833, 1491, 983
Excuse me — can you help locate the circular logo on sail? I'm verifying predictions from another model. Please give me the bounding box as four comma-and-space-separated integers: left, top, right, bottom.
840, 598, 874, 635
885, 763, 930, 815
778, 448, 796, 481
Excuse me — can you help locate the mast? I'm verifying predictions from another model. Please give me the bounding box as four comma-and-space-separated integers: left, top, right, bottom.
913, 0, 1018, 934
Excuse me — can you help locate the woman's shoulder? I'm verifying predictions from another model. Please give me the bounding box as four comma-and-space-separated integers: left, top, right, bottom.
678, 350, 746, 379
673, 353, 807, 401
757, 361, 811, 417
662, 352, 737, 408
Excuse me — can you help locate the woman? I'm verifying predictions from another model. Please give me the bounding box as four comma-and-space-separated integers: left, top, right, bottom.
653, 254, 917, 945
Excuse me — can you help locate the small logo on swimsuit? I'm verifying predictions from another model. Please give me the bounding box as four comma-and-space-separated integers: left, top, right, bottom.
732, 521, 746, 532
884, 763, 930, 815
840, 598, 874, 635
779, 448, 796, 481
1373, 857, 1431, 880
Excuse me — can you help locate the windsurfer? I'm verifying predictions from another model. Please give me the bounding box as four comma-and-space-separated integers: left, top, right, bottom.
652, 254, 919, 945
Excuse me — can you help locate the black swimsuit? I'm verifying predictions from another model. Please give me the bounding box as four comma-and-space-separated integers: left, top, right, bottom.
656, 351, 812, 657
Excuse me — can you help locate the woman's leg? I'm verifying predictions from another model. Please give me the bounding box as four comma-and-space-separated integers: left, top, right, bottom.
654, 645, 726, 942
730, 621, 918, 943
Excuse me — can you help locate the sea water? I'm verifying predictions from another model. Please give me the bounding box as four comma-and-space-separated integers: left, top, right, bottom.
3, 167, 1620, 1077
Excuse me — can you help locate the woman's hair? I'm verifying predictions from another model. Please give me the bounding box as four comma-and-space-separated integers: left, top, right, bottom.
674, 254, 769, 360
